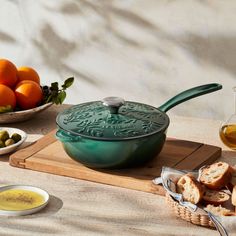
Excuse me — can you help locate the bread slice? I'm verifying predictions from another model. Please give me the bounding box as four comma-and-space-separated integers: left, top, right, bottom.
204, 204, 232, 216
231, 166, 236, 185
202, 189, 230, 206
177, 174, 204, 204
224, 212, 236, 216
199, 162, 232, 190
226, 165, 236, 192
232, 185, 236, 207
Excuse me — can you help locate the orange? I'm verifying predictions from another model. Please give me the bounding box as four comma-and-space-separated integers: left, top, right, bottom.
0, 84, 16, 109
15, 80, 43, 110
0, 59, 18, 87
14, 80, 35, 87
17, 66, 40, 84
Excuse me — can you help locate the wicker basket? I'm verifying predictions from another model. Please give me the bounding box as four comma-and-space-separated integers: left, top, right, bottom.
166, 193, 215, 228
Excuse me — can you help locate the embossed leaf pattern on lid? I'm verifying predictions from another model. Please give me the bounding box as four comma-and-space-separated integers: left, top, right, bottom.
57, 101, 168, 139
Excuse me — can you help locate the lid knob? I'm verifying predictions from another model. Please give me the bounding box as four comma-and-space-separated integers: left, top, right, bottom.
102, 97, 125, 114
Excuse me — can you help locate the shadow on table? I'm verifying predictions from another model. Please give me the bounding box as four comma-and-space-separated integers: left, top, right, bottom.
0, 155, 9, 162
221, 150, 236, 165
0, 104, 70, 135
0, 195, 63, 234
17, 195, 63, 219
0, 141, 37, 163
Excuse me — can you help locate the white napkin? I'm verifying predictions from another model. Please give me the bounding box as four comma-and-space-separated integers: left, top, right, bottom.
153, 167, 236, 236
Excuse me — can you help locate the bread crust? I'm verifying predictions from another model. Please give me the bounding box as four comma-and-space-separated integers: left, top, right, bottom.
204, 204, 232, 216
232, 186, 236, 207
202, 189, 230, 206
199, 162, 232, 190
227, 166, 236, 192
177, 174, 204, 204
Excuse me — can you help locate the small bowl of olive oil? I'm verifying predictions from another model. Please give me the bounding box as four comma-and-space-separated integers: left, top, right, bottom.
0, 185, 49, 216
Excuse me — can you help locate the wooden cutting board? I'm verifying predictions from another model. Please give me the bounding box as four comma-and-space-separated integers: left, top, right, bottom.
9, 129, 221, 196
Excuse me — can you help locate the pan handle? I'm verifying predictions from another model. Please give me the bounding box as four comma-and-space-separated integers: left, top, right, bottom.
158, 83, 222, 112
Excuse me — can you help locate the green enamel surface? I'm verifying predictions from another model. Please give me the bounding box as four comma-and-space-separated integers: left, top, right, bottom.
55, 83, 223, 169
56, 129, 167, 169
56, 101, 169, 140
158, 83, 222, 112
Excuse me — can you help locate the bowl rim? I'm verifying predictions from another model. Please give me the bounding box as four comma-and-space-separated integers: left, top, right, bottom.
0, 102, 53, 116
0, 184, 49, 215
0, 127, 27, 151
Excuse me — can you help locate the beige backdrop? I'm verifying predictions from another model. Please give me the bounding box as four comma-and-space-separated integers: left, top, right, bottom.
0, 0, 235, 120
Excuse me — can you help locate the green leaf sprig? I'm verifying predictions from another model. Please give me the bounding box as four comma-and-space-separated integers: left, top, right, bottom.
42, 77, 74, 105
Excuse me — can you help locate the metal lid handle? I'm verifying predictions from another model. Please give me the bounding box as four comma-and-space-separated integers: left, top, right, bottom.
102, 97, 125, 114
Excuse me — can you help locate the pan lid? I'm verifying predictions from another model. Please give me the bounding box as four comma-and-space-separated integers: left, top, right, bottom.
56, 97, 169, 140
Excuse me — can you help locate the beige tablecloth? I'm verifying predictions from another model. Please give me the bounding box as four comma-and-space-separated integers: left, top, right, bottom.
0, 105, 235, 236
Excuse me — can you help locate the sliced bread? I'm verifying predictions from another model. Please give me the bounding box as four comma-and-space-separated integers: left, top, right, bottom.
202, 189, 230, 206
177, 174, 204, 204
199, 162, 232, 190
204, 204, 232, 216
232, 185, 236, 207
227, 165, 236, 192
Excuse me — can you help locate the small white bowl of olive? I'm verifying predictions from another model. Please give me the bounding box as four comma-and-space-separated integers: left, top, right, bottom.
0, 128, 27, 155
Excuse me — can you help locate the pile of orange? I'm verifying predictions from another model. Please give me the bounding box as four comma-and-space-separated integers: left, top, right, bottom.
0, 58, 43, 110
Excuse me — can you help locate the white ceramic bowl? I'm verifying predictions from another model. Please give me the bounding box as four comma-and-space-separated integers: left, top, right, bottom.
0, 185, 49, 216
0, 127, 27, 155
0, 103, 53, 124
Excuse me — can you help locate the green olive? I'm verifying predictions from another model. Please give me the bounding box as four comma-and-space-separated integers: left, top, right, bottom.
0, 130, 9, 142
11, 133, 22, 143
0, 105, 13, 113
0, 140, 5, 148
5, 139, 15, 147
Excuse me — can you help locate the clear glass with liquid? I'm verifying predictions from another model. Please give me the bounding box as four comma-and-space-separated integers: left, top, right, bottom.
219, 87, 236, 150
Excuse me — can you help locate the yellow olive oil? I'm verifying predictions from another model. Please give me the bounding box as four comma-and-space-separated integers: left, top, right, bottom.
0, 189, 45, 211
219, 124, 236, 150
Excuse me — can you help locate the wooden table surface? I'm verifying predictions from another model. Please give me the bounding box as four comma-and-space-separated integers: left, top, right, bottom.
1, 104, 236, 236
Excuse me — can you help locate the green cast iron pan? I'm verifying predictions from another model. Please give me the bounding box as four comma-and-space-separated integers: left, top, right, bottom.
56, 83, 222, 169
